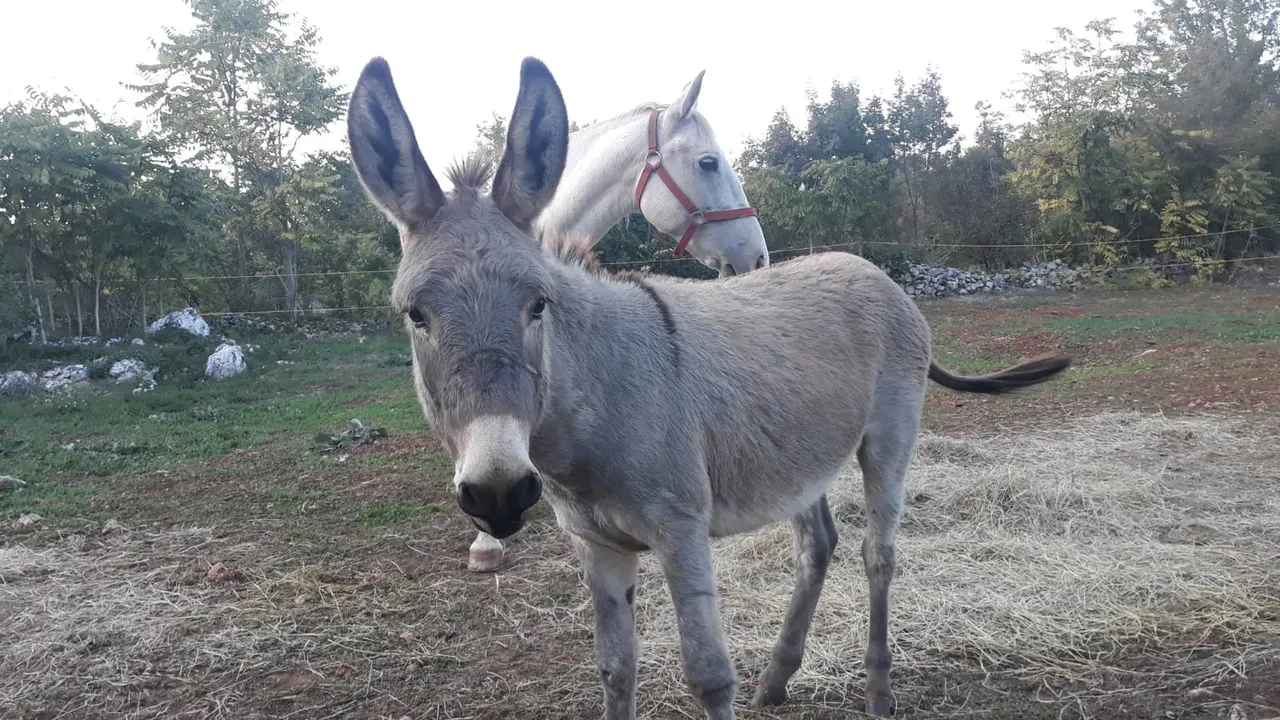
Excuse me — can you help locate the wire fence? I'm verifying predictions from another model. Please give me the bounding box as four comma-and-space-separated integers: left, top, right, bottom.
5, 227, 1277, 322
187, 251, 1280, 317
75, 223, 1280, 283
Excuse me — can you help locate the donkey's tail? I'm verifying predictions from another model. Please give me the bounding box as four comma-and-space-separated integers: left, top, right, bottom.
928, 353, 1071, 394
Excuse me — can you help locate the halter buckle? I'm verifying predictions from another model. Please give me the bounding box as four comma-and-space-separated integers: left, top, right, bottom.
644, 150, 663, 169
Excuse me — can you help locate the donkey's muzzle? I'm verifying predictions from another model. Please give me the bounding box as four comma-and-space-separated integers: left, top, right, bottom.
456, 471, 542, 539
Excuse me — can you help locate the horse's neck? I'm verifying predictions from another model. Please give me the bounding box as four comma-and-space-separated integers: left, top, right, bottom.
535, 117, 648, 246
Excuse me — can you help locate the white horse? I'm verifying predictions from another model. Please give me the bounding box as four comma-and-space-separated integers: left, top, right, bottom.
467, 71, 770, 572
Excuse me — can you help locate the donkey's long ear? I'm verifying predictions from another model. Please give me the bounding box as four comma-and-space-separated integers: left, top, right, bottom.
347, 57, 445, 239
672, 70, 705, 120
491, 57, 569, 230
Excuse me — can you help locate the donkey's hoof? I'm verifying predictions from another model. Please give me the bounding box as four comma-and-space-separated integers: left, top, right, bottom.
865, 692, 895, 717
750, 683, 788, 707
467, 535, 504, 572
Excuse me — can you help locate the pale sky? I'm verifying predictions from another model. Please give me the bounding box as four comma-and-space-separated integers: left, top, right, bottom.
3, 0, 1151, 165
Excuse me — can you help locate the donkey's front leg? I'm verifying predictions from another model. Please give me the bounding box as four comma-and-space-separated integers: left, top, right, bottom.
580, 538, 641, 720
468, 531, 503, 572
656, 523, 738, 720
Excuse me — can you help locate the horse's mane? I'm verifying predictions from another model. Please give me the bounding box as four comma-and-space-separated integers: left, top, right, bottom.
542, 234, 603, 274
571, 102, 669, 139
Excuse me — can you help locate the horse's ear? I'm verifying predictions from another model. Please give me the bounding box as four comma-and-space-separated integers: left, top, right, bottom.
672, 70, 705, 120
492, 57, 569, 230
347, 57, 445, 243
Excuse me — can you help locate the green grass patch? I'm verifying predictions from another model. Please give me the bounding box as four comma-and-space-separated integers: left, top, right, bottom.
351, 500, 442, 526
0, 330, 423, 520
1047, 310, 1280, 343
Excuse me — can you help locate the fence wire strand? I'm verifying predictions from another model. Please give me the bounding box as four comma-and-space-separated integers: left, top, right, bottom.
181, 252, 1280, 317
115, 223, 1278, 280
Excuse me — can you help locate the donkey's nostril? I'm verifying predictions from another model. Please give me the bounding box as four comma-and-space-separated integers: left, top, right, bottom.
756, 254, 767, 270
511, 472, 542, 512
457, 484, 485, 517
722, 263, 737, 277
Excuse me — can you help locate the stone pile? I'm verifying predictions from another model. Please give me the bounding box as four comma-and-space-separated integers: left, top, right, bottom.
1, 307, 252, 394
889, 260, 1088, 298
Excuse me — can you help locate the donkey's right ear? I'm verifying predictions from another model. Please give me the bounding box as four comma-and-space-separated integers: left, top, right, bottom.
347, 57, 446, 238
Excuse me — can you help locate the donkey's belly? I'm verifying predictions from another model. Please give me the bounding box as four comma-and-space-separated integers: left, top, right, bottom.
706, 440, 860, 538
708, 471, 843, 537
700, 370, 867, 538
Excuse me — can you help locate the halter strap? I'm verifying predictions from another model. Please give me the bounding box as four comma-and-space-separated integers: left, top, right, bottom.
633, 109, 757, 259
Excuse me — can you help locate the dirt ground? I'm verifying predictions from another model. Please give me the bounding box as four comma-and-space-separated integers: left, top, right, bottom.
2, 284, 1279, 720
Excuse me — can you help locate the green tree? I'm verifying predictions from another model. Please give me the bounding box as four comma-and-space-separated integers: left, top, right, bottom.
0, 91, 221, 338
928, 103, 1039, 269
131, 0, 346, 313
888, 68, 959, 243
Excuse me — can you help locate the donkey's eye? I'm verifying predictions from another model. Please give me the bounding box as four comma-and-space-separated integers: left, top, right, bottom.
407, 307, 427, 329
530, 298, 547, 320
698, 156, 719, 172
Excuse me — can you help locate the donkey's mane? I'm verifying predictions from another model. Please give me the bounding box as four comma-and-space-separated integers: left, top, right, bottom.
446, 152, 496, 191
542, 234, 679, 353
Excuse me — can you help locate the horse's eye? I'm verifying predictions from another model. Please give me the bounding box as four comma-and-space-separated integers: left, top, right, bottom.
698, 156, 719, 172
407, 307, 427, 329
531, 298, 547, 320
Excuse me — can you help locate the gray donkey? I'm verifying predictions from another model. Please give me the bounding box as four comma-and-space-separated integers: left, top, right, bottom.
346, 56, 1070, 719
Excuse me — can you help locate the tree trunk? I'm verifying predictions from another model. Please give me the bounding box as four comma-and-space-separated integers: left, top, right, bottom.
902, 159, 921, 244
25, 238, 48, 343
235, 230, 250, 310
94, 259, 104, 337
47, 289, 57, 340
74, 281, 84, 337
281, 235, 299, 317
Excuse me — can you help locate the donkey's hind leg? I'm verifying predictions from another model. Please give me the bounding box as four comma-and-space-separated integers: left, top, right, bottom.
752, 494, 838, 707
857, 413, 917, 717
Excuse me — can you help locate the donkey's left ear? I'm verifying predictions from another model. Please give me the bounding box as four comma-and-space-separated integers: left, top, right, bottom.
672, 70, 705, 120
492, 57, 569, 230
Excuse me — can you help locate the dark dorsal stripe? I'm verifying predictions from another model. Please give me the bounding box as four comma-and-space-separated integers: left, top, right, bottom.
614, 270, 679, 368
543, 237, 678, 368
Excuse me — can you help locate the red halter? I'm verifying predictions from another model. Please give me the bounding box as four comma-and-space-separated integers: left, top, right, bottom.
634, 109, 758, 259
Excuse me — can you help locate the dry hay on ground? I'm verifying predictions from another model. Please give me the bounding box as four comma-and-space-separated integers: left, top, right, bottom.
1, 412, 1278, 719
665, 412, 1280, 716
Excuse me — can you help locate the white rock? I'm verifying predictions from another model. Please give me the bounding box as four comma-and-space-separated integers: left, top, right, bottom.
16, 513, 43, 528
131, 338, 146, 346
110, 358, 150, 384
205, 342, 246, 380
0, 475, 26, 493
132, 368, 158, 394
40, 365, 89, 391
0, 370, 38, 391
146, 307, 210, 338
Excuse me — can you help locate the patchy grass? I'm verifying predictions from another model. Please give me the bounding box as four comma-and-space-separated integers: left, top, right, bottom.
0, 330, 436, 525
923, 286, 1280, 431
3, 286, 1280, 720
351, 500, 443, 526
